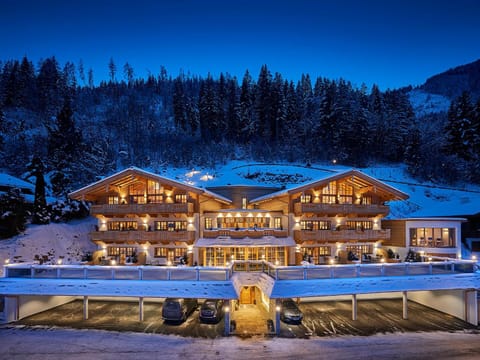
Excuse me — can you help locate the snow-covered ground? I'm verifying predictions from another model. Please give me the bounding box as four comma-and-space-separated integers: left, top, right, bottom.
0, 218, 97, 276
1, 327, 479, 360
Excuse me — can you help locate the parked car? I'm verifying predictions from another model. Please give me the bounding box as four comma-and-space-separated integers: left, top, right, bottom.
280, 298, 303, 324
162, 298, 198, 323
199, 299, 225, 323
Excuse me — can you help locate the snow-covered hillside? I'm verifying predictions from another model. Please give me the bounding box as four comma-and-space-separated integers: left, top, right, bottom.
0, 218, 97, 276
408, 89, 451, 116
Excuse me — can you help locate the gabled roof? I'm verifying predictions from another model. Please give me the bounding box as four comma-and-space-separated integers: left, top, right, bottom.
69, 167, 231, 204
250, 169, 409, 203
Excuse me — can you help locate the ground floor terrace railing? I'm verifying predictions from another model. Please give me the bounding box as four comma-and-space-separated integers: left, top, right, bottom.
4, 259, 477, 283
231, 259, 478, 280
4, 264, 233, 281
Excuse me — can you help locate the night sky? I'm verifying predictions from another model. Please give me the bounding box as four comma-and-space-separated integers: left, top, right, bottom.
1, 0, 479, 90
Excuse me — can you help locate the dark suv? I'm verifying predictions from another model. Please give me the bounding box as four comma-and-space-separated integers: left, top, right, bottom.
279, 298, 303, 324
199, 299, 225, 323
162, 298, 198, 323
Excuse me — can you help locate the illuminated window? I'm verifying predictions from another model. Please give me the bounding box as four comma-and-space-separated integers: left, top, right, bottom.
300, 194, 312, 203
175, 194, 187, 203
108, 221, 138, 231
205, 218, 213, 229
301, 220, 330, 230
345, 221, 372, 230
154, 221, 187, 231
108, 196, 119, 205
274, 217, 282, 229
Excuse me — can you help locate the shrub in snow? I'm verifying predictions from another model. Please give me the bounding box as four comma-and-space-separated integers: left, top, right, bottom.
0, 188, 28, 239
50, 199, 90, 223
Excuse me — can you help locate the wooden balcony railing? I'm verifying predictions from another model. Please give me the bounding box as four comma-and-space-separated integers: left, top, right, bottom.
90, 203, 194, 215
90, 230, 196, 243
203, 229, 289, 239
294, 202, 389, 217
293, 229, 391, 243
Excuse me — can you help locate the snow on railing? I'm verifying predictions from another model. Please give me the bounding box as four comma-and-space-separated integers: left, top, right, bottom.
231, 259, 477, 280
3, 259, 476, 282
3, 263, 234, 282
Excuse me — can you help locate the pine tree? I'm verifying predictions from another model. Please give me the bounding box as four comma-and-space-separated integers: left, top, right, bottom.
27, 157, 50, 224
47, 97, 82, 196
173, 75, 187, 131
444, 91, 475, 161
108, 57, 117, 83
239, 70, 256, 142
255, 65, 273, 140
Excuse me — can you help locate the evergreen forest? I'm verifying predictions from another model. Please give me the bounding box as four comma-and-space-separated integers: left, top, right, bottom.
1, 56, 480, 199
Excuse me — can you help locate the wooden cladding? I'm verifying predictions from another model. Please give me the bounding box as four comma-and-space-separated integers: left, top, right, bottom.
293, 229, 390, 242
90, 230, 195, 243
203, 229, 289, 239
91, 203, 194, 215
294, 203, 389, 217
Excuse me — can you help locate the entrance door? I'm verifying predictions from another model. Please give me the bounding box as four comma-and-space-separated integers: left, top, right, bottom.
240, 286, 253, 304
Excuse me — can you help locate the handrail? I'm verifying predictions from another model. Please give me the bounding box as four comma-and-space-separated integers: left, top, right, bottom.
4, 259, 476, 282
4, 263, 234, 282
230, 259, 477, 280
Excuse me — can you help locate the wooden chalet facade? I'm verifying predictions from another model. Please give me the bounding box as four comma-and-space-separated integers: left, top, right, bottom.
69, 167, 410, 266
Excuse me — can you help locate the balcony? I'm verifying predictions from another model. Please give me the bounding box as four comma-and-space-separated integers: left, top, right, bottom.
293, 229, 391, 243
203, 229, 289, 239
90, 230, 196, 244
294, 202, 389, 217
90, 202, 194, 216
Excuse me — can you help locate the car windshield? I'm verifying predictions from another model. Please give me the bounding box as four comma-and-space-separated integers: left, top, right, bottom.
284, 301, 297, 308
203, 302, 215, 310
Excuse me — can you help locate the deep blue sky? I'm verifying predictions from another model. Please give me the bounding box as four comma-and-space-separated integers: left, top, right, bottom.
1, 0, 479, 90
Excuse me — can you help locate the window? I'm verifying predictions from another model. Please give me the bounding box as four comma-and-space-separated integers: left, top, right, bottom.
321, 182, 337, 204
107, 247, 137, 257
301, 220, 330, 230
154, 247, 168, 257
108, 221, 138, 231
345, 245, 372, 258
242, 197, 247, 209
154, 221, 187, 231
409, 227, 455, 247
274, 217, 282, 229
205, 218, 213, 229
300, 194, 312, 203
108, 196, 119, 205
129, 183, 146, 204
175, 194, 187, 203
345, 221, 372, 230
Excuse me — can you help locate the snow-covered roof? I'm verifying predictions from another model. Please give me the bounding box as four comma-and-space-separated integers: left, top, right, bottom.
0, 173, 34, 192
0, 277, 238, 299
